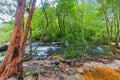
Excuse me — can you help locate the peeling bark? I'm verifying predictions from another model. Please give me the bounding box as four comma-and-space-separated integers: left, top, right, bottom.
0, 0, 36, 80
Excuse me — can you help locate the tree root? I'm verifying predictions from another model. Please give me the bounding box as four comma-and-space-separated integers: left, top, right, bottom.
111, 45, 120, 54
0, 65, 4, 77
0, 64, 16, 80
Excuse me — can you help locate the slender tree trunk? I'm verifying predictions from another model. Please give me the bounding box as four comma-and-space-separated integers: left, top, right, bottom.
102, 0, 119, 54
102, 0, 111, 46
112, 4, 119, 48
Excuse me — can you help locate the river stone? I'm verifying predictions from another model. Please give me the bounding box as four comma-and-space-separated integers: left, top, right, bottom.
68, 68, 76, 75
96, 47, 104, 53
23, 66, 38, 77
24, 66, 38, 72
24, 75, 38, 80
86, 46, 106, 54
51, 59, 60, 65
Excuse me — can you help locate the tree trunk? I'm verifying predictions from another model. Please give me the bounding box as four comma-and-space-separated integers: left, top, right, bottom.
101, 0, 120, 54
0, 0, 36, 80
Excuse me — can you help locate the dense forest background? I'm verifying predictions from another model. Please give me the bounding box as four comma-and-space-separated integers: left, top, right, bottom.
0, 0, 120, 58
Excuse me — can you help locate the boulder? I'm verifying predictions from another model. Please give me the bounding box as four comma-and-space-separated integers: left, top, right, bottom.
23, 66, 38, 77
96, 47, 104, 53
85, 46, 105, 55
51, 59, 60, 65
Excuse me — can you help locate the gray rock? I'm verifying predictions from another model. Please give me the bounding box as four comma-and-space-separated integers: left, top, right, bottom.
23, 66, 38, 77
24, 76, 38, 80
96, 47, 104, 53
68, 68, 76, 75
24, 66, 38, 73
85, 46, 106, 54
51, 59, 60, 65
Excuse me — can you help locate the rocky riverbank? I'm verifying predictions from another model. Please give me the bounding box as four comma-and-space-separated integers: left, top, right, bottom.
22, 54, 120, 80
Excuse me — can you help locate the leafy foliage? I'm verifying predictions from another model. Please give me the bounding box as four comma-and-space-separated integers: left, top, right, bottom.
0, 22, 13, 45
1, 0, 118, 58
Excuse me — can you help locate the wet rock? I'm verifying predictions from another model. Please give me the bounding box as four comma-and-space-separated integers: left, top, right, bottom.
24, 75, 38, 80
85, 46, 106, 55
68, 68, 76, 75
96, 47, 104, 53
24, 66, 38, 72
51, 59, 60, 65
23, 66, 38, 77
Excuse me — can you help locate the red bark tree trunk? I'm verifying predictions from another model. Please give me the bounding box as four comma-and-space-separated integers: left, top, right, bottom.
0, 0, 36, 80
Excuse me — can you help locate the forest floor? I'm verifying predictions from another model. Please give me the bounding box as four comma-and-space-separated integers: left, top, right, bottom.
23, 54, 120, 80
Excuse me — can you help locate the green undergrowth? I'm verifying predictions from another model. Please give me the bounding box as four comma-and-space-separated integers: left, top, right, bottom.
0, 23, 13, 45
0, 52, 5, 56
64, 45, 84, 59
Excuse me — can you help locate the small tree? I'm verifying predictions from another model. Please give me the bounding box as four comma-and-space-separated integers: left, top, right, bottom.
0, 0, 36, 80
101, 0, 120, 54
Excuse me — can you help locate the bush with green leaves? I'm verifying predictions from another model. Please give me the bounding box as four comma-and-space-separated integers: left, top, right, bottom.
0, 22, 13, 45
0, 52, 5, 56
